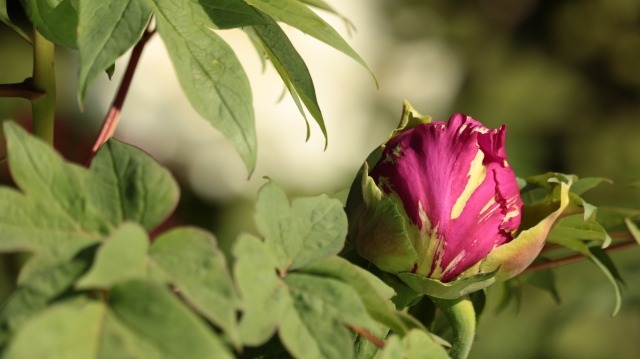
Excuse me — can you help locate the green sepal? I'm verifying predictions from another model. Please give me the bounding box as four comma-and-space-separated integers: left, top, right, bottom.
347, 162, 418, 274
398, 271, 497, 300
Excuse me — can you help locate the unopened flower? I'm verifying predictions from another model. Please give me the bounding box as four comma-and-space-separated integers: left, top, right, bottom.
346, 103, 568, 297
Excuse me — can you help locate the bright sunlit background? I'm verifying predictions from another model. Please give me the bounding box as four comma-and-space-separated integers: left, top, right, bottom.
1, 1, 639, 358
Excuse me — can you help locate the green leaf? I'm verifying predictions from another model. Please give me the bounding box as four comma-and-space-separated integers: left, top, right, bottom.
285, 272, 376, 330
378, 329, 451, 359
233, 233, 290, 345
73, 223, 241, 347
280, 305, 353, 359
548, 229, 624, 316
301, 257, 423, 334
108, 281, 234, 359
243, 0, 375, 82
149, 227, 241, 347
0, 121, 178, 272
5, 282, 234, 359
524, 269, 560, 304
234, 233, 378, 359
151, 0, 257, 173
77, 0, 152, 104
1, 0, 31, 42
625, 218, 640, 245
20, 0, 78, 48
570, 177, 612, 195
252, 14, 326, 143
197, 0, 266, 29
255, 181, 347, 273
76, 223, 149, 289
86, 138, 179, 232
0, 252, 93, 345
547, 214, 611, 246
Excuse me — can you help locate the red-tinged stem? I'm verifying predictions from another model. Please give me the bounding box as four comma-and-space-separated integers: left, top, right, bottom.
86, 27, 156, 164
0, 79, 43, 100
525, 239, 639, 274
348, 324, 385, 349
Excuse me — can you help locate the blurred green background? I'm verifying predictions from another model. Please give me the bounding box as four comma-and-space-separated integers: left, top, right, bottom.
1, 0, 640, 358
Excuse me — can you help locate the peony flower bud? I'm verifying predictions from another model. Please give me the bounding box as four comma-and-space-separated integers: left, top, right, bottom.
346, 103, 569, 297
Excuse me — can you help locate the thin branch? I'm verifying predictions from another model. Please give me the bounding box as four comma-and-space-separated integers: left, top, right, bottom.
0, 79, 43, 100
86, 27, 156, 163
525, 239, 639, 274
347, 324, 385, 349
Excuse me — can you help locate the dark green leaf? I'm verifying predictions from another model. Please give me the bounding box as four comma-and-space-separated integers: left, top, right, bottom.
243, 0, 375, 82
77, 0, 152, 104
150, 227, 240, 347
197, 0, 266, 29
523, 270, 560, 304
253, 15, 326, 143
255, 181, 347, 273
0, 252, 92, 345
570, 177, 612, 195
547, 214, 611, 247
20, 0, 78, 48
151, 0, 256, 173
109, 281, 234, 359
0, 0, 31, 42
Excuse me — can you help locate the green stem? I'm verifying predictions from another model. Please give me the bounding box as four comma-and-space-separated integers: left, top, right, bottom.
31, 28, 55, 145
432, 296, 476, 359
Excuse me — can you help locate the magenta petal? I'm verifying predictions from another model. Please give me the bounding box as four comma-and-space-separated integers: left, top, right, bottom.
370, 114, 523, 282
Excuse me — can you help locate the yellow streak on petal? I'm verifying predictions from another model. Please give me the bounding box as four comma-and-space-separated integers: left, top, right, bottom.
451, 149, 486, 220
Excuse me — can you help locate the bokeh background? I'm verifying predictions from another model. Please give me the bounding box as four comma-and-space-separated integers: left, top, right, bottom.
1, 0, 639, 358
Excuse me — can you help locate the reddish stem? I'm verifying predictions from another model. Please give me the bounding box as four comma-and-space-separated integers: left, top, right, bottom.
0, 79, 43, 100
86, 27, 156, 164
347, 324, 385, 349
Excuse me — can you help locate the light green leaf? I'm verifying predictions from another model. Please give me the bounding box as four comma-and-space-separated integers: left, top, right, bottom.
253, 15, 326, 143
1, 0, 31, 42
255, 181, 347, 273
280, 305, 353, 359
108, 281, 234, 359
152, 0, 256, 173
76, 223, 149, 289
6, 282, 234, 359
77, 0, 152, 104
302, 257, 423, 334
0, 122, 178, 282
378, 329, 451, 359
20, 0, 78, 48
149, 227, 240, 347
233, 233, 289, 345
243, 0, 375, 82
285, 273, 376, 330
